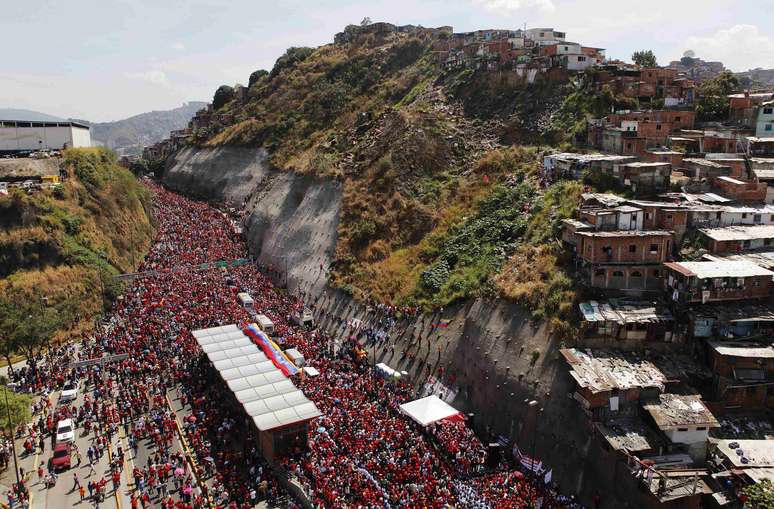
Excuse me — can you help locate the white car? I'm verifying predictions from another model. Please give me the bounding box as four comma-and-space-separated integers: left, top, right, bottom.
59, 381, 78, 403
56, 419, 75, 443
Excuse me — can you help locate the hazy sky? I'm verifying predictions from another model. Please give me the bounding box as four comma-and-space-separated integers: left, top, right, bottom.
3, 0, 773, 122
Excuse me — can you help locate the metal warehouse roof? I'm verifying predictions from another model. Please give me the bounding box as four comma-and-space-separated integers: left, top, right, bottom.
664, 260, 774, 279
192, 324, 321, 432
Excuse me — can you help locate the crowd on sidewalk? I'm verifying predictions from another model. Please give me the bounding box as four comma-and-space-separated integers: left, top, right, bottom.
4, 181, 584, 509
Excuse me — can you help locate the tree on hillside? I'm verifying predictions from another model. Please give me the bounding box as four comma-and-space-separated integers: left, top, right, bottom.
269, 47, 315, 78
0, 300, 23, 368
0, 287, 61, 365
213, 85, 235, 111
248, 69, 269, 88
0, 377, 32, 432
696, 70, 741, 122
632, 50, 658, 67
741, 479, 774, 509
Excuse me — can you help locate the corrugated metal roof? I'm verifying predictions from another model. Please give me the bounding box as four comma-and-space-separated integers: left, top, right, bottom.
576, 230, 673, 238
716, 439, 774, 468
703, 251, 774, 270
664, 260, 774, 279
707, 341, 774, 358
699, 224, 774, 242
579, 300, 673, 324
192, 324, 321, 432
642, 394, 719, 430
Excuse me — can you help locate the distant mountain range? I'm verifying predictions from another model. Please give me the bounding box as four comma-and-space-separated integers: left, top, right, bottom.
0, 108, 68, 122
1, 102, 207, 156
86, 102, 207, 156
735, 68, 774, 89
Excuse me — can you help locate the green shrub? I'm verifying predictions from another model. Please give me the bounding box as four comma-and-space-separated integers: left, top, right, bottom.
419, 260, 450, 294
350, 219, 378, 248
62, 215, 84, 235
213, 85, 235, 111
270, 47, 315, 78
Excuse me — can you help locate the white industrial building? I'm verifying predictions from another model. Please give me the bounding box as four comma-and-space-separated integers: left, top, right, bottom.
0, 119, 91, 153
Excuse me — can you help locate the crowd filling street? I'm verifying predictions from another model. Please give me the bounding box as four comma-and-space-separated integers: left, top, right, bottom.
2, 181, 586, 508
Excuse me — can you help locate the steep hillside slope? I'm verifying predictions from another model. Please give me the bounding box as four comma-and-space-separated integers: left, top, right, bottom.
89, 102, 206, 156
191, 26, 585, 322
0, 148, 154, 354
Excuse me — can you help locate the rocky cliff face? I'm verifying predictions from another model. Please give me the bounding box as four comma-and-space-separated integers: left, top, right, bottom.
164, 147, 341, 296
163, 146, 614, 506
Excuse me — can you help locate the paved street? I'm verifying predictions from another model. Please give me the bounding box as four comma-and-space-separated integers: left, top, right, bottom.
0, 372, 190, 509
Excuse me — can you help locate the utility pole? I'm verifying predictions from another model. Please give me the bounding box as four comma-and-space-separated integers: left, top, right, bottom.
528, 400, 540, 472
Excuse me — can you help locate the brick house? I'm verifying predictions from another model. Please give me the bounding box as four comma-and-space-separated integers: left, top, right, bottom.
601, 128, 647, 156
704, 132, 742, 154
663, 260, 774, 304
607, 110, 695, 131
627, 200, 690, 238
576, 230, 672, 291
560, 348, 669, 412
713, 176, 768, 203
642, 394, 719, 461
728, 91, 774, 128
578, 205, 644, 231
698, 224, 774, 254
688, 301, 774, 340
644, 150, 683, 168
542, 152, 635, 182
579, 299, 675, 345
687, 204, 774, 229
611, 162, 672, 193
682, 158, 732, 180
705, 341, 774, 409
704, 157, 750, 178
639, 67, 679, 99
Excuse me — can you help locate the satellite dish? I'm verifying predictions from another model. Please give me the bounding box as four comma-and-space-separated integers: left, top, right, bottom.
683, 50, 696, 58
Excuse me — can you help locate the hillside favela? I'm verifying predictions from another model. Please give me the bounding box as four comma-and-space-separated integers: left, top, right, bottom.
2, 2, 774, 508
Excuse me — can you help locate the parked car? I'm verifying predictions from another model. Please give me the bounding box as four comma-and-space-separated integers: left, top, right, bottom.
50, 442, 72, 471
59, 381, 78, 403
55, 418, 75, 443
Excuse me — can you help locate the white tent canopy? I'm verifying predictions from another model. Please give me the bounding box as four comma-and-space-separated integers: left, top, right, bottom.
399, 395, 460, 427
192, 324, 321, 432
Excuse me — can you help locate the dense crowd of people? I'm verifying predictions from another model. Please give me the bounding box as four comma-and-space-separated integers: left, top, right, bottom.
4, 180, 584, 509
456, 472, 583, 509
